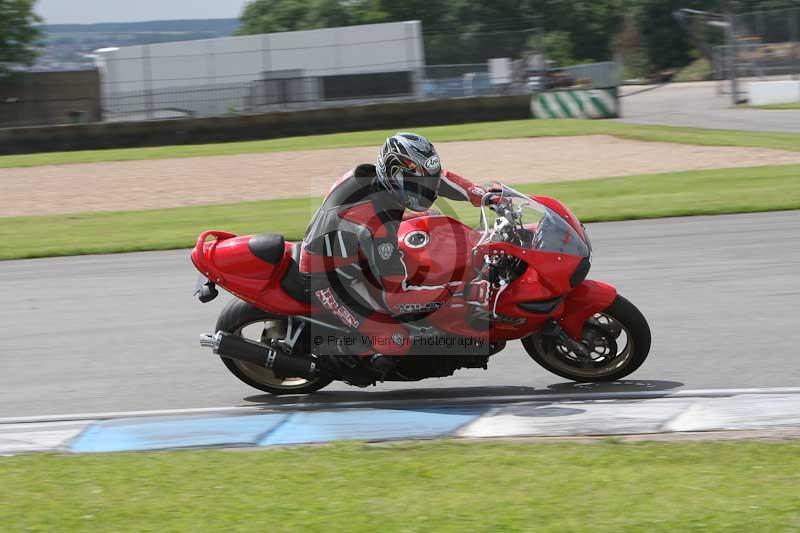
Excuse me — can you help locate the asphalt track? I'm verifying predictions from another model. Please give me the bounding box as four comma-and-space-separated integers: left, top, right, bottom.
619, 81, 800, 132
1, 211, 799, 418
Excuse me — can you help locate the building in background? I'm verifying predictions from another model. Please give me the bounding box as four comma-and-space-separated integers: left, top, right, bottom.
94, 21, 426, 120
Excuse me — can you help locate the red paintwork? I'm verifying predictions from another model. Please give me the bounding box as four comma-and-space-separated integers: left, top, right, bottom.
398, 216, 479, 286
559, 280, 618, 339
531, 195, 586, 241
191, 231, 314, 316
191, 194, 616, 346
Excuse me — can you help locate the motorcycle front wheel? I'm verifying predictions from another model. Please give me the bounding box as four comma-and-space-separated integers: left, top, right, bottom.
522, 294, 651, 382
215, 298, 333, 395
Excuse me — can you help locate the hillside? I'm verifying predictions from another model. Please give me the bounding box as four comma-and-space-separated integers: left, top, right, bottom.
34, 19, 240, 70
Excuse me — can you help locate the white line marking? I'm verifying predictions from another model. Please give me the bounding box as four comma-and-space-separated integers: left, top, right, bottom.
2, 387, 800, 425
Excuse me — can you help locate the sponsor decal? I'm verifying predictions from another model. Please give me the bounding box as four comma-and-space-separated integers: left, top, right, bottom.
333, 307, 360, 329
392, 332, 405, 346
469, 186, 486, 198
315, 288, 360, 329
378, 242, 394, 260
316, 287, 337, 309
424, 156, 440, 171
394, 301, 443, 314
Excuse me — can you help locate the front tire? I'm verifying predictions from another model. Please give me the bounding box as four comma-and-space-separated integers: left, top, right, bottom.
215, 298, 333, 395
522, 295, 651, 382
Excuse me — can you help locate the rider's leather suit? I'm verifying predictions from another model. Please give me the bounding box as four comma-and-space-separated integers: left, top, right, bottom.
299, 164, 486, 357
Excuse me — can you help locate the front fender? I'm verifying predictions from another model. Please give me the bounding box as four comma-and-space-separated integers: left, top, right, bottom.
560, 280, 617, 340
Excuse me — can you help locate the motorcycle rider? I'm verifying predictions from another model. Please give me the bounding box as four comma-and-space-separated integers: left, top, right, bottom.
299, 132, 498, 376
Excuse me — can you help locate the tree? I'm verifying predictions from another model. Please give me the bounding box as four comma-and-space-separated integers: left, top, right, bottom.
237, 0, 313, 34
236, 0, 385, 34
236, 0, 737, 72
612, 13, 649, 78
639, 0, 690, 69
542, 31, 577, 66
0, 0, 42, 73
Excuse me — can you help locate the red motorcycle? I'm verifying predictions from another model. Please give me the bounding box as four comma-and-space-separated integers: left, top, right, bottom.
192, 185, 651, 395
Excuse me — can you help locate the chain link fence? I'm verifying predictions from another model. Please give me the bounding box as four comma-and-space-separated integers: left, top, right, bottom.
94, 27, 542, 122
1, 25, 622, 127
713, 7, 800, 81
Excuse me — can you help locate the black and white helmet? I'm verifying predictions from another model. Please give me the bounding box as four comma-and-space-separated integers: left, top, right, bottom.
376, 132, 442, 211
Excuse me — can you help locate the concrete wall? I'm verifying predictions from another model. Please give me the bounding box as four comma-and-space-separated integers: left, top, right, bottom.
748, 80, 800, 105
0, 94, 531, 155
0, 70, 102, 127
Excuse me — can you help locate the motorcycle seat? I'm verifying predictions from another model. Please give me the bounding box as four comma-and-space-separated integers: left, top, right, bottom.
281, 243, 312, 304
248, 232, 285, 265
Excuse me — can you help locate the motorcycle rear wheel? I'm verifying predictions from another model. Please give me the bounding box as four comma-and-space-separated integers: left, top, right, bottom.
216, 298, 333, 395
522, 295, 651, 382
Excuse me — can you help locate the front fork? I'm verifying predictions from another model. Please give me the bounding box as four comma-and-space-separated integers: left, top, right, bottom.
541, 319, 591, 357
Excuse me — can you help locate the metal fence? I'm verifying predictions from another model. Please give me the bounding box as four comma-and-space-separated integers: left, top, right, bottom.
1, 26, 622, 127
100, 65, 510, 121
100, 60, 619, 122
94, 28, 542, 122
559, 61, 619, 89
712, 7, 800, 81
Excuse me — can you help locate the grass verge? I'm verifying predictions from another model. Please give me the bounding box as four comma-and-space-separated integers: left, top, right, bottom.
747, 102, 800, 110
2, 164, 799, 261
1, 440, 799, 532
3, 119, 800, 168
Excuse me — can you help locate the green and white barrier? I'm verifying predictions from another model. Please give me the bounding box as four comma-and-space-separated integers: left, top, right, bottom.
531, 88, 619, 119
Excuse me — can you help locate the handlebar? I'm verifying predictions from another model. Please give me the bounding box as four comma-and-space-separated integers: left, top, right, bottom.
489, 199, 516, 221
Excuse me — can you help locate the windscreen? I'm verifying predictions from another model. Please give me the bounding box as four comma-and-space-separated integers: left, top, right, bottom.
481, 186, 590, 258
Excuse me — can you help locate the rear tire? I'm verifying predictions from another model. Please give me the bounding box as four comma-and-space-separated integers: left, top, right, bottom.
522, 295, 651, 382
215, 298, 333, 395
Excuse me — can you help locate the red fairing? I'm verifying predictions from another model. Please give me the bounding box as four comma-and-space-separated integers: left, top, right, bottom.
191, 199, 617, 347
191, 231, 314, 316
467, 241, 581, 340
474, 241, 583, 296
530, 195, 586, 241
559, 280, 617, 340
398, 216, 479, 286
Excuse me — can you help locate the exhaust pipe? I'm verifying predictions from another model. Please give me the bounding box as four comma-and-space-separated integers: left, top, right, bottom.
200, 331, 319, 379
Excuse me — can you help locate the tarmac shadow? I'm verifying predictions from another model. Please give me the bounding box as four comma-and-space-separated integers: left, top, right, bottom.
242, 380, 684, 410
545, 379, 684, 394
243, 385, 541, 408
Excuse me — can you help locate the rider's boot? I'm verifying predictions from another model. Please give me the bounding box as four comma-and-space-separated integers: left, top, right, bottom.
368, 353, 399, 380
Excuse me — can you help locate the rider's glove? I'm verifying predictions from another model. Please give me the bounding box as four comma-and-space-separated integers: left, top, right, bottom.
466, 182, 502, 208
448, 279, 492, 307
481, 182, 504, 207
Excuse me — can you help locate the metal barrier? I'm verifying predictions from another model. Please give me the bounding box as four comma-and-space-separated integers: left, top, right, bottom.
558, 61, 620, 90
